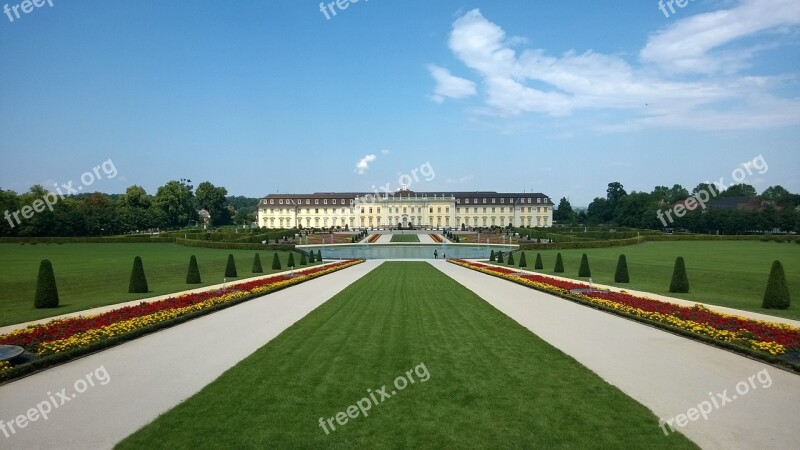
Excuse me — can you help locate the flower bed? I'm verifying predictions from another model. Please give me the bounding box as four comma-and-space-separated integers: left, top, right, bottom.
0, 260, 363, 382
367, 234, 381, 243
450, 259, 800, 371
429, 234, 443, 243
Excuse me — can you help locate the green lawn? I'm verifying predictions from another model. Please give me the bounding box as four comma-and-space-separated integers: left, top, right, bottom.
390, 234, 420, 243
117, 262, 696, 449
0, 243, 319, 327
506, 241, 800, 320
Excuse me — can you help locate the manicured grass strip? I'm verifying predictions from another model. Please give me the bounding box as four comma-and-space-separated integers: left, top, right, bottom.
390, 234, 420, 243
0, 244, 317, 326
117, 262, 696, 449
505, 242, 799, 320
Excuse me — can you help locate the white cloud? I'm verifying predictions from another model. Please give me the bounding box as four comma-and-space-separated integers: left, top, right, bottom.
445, 175, 474, 184
427, 64, 477, 103
641, 0, 800, 74
432, 7, 800, 131
380, 149, 391, 155
355, 154, 377, 174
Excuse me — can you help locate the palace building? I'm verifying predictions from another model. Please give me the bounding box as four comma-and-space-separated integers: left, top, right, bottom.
257, 188, 553, 229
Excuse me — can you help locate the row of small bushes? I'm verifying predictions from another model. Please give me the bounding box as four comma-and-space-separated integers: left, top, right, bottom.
34, 249, 325, 308
489, 249, 791, 309
519, 236, 646, 250
174, 237, 297, 251
0, 236, 174, 244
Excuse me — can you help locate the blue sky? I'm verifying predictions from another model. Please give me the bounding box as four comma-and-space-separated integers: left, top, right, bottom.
1, 0, 798, 206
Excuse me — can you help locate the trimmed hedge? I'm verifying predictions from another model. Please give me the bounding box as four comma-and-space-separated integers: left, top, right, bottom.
128, 256, 149, 293
669, 257, 689, 293
0, 237, 174, 244
614, 254, 629, 283
34, 260, 59, 308
763, 260, 790, 309
252, 254, 263, 273
186, 255, 202, 284
175, 238, 296, 251
578, 253, 591, 277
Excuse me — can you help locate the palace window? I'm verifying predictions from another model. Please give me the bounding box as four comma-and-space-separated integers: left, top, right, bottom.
315, 199, 319, 205
500, 198, 504, 203
333, 199, 337, 205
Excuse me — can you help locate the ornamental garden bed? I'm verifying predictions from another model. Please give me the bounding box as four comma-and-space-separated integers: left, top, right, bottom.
450, 259, 800, 373
367, 234, 381, 244
0, 260, 363, 383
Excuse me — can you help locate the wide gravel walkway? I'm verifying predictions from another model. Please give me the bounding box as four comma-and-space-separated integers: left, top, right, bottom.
0, 260, 381, 449
433, 260, 800, 450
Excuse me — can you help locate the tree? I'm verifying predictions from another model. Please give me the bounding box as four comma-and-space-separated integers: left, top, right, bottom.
497, 251, 504, 263
128, 256, 149, 293
196, 181, 230, 226
300, 252, 307, 265
490, 250, 496, 261
614, 254, 629, 283
761, 185, 794, 208
252, 254, 263, 273
186, 255, 201, 284
606, 182, 628, 204
308, 250, 315, 264
288, 253, 296, 268
154, 180, 196, 228
272, 253, 282, 270
587, 197, 612, 224
553, 197, 574, 223
578, 253, 591, 277
554, 253, 564, 273
535, 253, 543, 270
719, 183, 757, 198
34, 259, 59, 308
762, 261, 790, 309
669, 257, 689, 293
225, 254, 238, 277
507, 252, 515, 265
518, 252, 527, 268
317, 250, 322, 261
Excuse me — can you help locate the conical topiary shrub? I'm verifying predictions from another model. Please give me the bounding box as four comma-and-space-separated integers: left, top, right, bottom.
308, 251, 315, 264
507, 252, 515, 265
614, 254, 629, 283
490, 250, 496, 262
534, 253, 543, 270
300, 252, 307, 265
519, 252, 527, 268
288, 253, 296, 268
497, 251, 504, 263
128, 256, 149, 293
186, 255, 201, 284
762, 260, 790, 309
317, 250, 322, 261
554, 253, 564, 273
34, 259, 59, 308
252, 254, 263, 273
578, 253, 591, 277
225, 254, 238, 278
669, 257, 689, 293
272, 253, 282, 270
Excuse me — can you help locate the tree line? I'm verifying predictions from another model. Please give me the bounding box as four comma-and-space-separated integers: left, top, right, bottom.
553, 182, 800, 233
0, 180, 259, 237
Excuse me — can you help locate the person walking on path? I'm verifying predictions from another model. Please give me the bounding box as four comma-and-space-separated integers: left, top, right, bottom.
434, 249, 438, 259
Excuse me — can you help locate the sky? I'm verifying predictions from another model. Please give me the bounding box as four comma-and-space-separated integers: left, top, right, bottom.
1, 0, 799, 206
